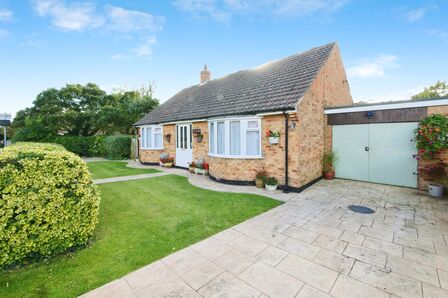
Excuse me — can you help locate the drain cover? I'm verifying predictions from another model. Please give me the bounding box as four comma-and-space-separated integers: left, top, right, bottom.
348, 205, 375, 214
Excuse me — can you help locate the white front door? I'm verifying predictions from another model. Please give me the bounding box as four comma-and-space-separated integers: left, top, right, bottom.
176, 123, 192, 168
333, 122, 418, 188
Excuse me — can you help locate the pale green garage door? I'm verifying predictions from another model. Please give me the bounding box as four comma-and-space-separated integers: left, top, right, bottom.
332, 122, 418, 188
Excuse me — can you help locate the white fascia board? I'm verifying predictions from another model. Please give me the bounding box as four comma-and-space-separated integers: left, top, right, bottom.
324, 99, 448, 114
256, 110, 296, 116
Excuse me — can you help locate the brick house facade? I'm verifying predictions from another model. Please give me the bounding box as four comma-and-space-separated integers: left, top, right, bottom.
136, 43, 353, 190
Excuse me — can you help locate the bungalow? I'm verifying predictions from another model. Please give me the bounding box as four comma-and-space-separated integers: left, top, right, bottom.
135, 42, 353, 191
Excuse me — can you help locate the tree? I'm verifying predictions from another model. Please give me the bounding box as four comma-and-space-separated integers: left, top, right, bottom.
412, 81, 448, 100
12, 83, 159, 139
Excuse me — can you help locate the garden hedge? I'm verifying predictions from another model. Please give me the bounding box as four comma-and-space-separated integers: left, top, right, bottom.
0, 142, 100, 268
47, 135, 106, 157
104, 135, 132, 159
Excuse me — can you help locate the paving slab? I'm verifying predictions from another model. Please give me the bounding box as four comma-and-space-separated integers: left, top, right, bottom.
82, 175, 448, 298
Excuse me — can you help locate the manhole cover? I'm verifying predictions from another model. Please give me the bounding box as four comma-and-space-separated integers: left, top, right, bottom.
348, 205, 375, 214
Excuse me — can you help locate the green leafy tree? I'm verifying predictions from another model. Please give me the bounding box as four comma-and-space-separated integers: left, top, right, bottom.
12, 83, 158, 139
412, 81, 448, 100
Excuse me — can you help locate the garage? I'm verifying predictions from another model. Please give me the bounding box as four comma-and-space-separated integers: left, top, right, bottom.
325, 99, 448, 188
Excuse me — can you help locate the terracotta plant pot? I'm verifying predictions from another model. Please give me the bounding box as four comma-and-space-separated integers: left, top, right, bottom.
164, 162, 174, 168
265, 184, 278, 191
189, 166, 195, 173
324, 171, 335, 180
255, 178, 264, 188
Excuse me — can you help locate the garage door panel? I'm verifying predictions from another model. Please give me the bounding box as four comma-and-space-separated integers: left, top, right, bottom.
368, 123, 418, 188
332, 125, 369, 182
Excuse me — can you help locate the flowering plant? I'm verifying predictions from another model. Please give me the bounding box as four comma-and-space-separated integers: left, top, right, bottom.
188, 161, 196, 168
195, 158, 209, 170
265, 129, 280, 138
160, 153, 174, 163
413, 114, 448, 160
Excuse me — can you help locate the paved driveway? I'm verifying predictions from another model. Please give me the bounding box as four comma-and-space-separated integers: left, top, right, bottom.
82, 179, 448, 298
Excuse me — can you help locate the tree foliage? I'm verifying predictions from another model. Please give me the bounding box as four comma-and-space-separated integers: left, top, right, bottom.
12, 83, 158, 139
412, 81, 448, 100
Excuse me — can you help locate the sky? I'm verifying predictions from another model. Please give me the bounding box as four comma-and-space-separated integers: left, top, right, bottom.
0, 0, 447, 118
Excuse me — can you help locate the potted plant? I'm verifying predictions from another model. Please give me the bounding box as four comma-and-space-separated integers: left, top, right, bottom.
264, 176, 278, 191
255, 170, 267, 188
323, 151, 338, 180
194, 159, 209, 175
159, 153, 174, 168
188, 161, 196, 173
194, 132, 203, 143
420, 162, 446, 197
265, 129, 280, 144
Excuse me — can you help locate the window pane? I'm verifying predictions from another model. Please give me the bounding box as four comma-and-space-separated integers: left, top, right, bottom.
183, 126, 187, 149
246, 131, 260, 155
146, 127, 152, 148
230, 121, 240, 155
154, 129, 162, 148
217, 122, 225, 154
209, 123, 215, 153
247, 120, 259, 129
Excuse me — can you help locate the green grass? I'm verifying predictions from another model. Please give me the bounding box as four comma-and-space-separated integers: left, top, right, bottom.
0, 175, 281, 298
87, 161, 160, 179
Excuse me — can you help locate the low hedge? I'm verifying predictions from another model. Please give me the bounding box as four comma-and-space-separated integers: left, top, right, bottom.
47, 135, 105, 157
104, 135, 133, 160
0, 142, 100, 268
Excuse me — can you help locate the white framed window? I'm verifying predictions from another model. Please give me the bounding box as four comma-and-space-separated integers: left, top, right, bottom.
140, 125, 163, 149
208, 117, 262, 158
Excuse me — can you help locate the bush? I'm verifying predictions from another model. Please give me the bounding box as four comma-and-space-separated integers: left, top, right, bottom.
104, 135, 133, 159
0, 142, 100, 268
47, 136, 105, 157
11, 127, 51, 143
414, 114, 448, 160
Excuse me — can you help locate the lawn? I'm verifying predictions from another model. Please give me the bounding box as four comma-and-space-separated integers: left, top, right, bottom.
0, 175, 281, 298
87, 161, 160, 179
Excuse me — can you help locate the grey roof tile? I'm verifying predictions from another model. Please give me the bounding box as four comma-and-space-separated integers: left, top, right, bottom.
135, 42, 335, 125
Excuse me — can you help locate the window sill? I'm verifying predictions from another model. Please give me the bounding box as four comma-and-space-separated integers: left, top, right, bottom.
208, 153, 264, 160
141, 148, 164, 150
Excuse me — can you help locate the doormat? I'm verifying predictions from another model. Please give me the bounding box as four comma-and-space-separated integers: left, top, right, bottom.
348, 205, 375, 214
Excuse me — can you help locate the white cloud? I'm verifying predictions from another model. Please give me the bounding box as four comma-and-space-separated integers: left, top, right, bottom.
32, 1, 164, 59
172, 0, 349, 21
402, 5, 436, 22
0, 8, 13, 22
32, 0, 104, 31
427, 29, 448, 43
347, 55, 399, 79
105, 6, 164, 33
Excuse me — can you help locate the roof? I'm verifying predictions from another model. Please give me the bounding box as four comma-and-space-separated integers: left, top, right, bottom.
135, 42, 336, 125
324, 97, 448, 114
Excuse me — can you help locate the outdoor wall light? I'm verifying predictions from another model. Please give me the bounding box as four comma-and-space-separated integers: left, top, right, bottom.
289, 120, 297, 129
365, 111, 375, 119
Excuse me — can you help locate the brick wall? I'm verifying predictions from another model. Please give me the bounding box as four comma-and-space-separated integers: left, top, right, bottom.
418, 105, 448, 190
298, 44, 353, 186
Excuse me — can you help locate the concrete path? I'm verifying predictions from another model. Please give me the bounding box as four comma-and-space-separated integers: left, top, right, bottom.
93, 172, 169, 184
82, 171, 448, 298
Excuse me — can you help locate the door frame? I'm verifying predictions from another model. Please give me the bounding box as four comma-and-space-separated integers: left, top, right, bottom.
175, 123, 193, 168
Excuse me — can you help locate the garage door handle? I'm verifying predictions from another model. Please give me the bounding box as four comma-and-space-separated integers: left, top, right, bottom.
365, 146, 369, 152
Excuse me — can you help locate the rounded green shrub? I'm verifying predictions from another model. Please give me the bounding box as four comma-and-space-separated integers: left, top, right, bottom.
0, 142, 100, 268
104, 135, 133, 159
